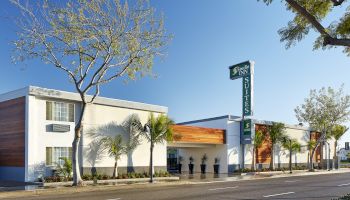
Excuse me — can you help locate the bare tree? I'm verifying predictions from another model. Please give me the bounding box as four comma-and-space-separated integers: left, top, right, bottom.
11, 0, 170, 186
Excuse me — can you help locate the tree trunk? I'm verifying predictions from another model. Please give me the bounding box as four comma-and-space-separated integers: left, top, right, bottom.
149, 143, 154, 183
72, 130, 83, 186
113, 161, 118, 179
289, 143, 292, 174
72, 102, 87, 186
270, 144, 274, 170
320, 142, 324, 169
251, 146, 255, 171
333, 141, 337, 169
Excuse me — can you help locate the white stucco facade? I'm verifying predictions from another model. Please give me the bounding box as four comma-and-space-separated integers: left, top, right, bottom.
0, 86, 168, 182
177, 116, 336, 173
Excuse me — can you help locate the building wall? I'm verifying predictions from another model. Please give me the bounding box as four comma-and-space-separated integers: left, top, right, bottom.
0, 97, 26, 181
25, 94, 167, 181
177, 117, 242, 173
178, 145, 227, 173
26, 96, 77, 181
82, 103, 167, 175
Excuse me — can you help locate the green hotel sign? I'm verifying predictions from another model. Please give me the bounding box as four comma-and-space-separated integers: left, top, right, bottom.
243, 119, 252, 136
229, 61, 254, 117
230, 61, 251, 80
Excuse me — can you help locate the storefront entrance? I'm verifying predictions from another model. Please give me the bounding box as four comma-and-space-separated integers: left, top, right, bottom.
167, 148, 178, 171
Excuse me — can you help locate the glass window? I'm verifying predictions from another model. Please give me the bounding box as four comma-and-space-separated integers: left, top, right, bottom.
46, 147, 72, 166
46, 101, 74, 122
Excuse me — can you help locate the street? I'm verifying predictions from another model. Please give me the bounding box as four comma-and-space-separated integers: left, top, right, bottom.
3, 172, 350, 200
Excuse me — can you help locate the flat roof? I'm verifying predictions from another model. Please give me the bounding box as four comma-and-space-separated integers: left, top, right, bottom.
178, 115, 312, 131
0, 86, 168, 113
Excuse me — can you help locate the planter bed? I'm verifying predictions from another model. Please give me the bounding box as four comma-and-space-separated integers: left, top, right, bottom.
42, 177, 180, 187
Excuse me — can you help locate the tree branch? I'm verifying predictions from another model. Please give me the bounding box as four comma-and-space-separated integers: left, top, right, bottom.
331, 0, 345, 6
286, 0, 350, 47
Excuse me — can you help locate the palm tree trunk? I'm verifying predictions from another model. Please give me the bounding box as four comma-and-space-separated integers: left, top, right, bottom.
149, 143, 154, 183
289, 141, 292, 173
251, 146, 255, 171
333, 140, 337, 169
113, 161, 118, 178
270, 144, 274, 170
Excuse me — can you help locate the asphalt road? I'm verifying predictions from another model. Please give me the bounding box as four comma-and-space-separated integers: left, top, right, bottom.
4, 173, 350, 200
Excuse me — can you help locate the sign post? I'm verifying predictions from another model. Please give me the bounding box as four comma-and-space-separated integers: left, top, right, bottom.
229, 60, 255, 170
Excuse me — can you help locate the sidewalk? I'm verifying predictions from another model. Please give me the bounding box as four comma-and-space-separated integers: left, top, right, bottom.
1, 168, 349, 199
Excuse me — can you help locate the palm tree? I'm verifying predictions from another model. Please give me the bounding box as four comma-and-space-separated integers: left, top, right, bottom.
306, 140, 316, 170
331, 125, 348, 169
281, 136, 301, 173
99, 115, 142, 178
267, 122, 286, 170
100, 134, 127, 178
251, 130, 266, 171
143, 113, 174, 183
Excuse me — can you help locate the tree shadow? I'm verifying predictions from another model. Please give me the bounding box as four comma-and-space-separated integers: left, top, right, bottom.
85, 114, 142, 174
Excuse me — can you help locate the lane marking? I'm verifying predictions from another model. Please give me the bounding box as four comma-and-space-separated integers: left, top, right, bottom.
338, 183, 350, 187
285, 180, 300, 183
106, 198, 121, 200
263, 192, 295, 198
208, 186, 238, 191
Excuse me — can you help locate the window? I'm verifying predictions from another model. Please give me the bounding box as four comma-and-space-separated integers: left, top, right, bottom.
46, 147, 72, 166
46, 101, 74, 122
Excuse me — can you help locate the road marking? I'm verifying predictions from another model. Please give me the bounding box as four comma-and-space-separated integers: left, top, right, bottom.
208, 186, 238, 191
263, 192, 295, 198
285, 180, 300, 183
106, 198, 121, 200
338, 183, 350, 187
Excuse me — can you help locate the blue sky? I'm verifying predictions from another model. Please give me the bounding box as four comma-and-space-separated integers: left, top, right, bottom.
1, 1, 350, 146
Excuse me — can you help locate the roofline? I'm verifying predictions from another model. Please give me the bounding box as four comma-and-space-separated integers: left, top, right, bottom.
177, 115, 240, 125
178, 115, 312, 131
0, 86, 168, 113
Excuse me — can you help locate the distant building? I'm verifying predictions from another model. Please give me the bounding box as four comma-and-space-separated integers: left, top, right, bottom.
338, 148, 350, 161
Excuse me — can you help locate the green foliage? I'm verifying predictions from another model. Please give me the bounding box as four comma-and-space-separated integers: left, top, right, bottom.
259, 0, 350, 55
100, 134, 128, 162
55, 157, 73, 180
267, 122, 286, 145
295, 86, 350, 134
253, 129, 266, 149
11, 0, 171, 84
281, 136, 302, 153
178, 156, 184, 164
201, 154, 208, 165
189, 156, 194, 164
331, 124, 349, 141
143, 113, 174, 145
332, 193, 350, 200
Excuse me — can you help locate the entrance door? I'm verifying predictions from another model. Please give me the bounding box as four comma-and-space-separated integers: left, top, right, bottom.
167, 148, 178, 171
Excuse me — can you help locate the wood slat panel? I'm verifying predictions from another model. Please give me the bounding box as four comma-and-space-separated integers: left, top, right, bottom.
255, 124, 271, 164
310, 132, 321, 162
0, 97, 25, 167
171, 125, 226, 144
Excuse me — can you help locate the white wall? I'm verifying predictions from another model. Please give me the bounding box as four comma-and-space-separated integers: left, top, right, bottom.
178, 145, 227, 173
26, 96, 167, 181
82, 103, 166, 169
26, 96, 77, 181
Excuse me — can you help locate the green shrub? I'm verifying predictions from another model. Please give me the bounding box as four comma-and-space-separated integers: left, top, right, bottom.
332, 193, 350, 200
82, 174, 93, 181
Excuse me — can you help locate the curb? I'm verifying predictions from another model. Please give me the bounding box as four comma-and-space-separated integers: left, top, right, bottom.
43, 177, 179, 187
